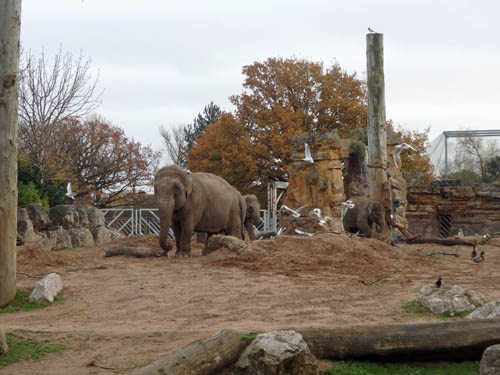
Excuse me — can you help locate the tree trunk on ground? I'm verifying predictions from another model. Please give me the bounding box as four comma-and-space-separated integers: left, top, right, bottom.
297, 319, 500, 361
0, 0, 21, 308
130, 329, 247, 375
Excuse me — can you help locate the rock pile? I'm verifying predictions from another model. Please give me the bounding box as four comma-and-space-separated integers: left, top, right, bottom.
17, 203, 123, 250
417, 283, 488, 315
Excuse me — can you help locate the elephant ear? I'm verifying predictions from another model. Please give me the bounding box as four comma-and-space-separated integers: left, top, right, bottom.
185, 173, 193, 198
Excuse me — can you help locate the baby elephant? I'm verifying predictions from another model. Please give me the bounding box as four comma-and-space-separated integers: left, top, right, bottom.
244, 195, 261, 241
342, 197, 384, 238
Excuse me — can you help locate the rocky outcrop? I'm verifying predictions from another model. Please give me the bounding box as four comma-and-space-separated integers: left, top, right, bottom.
29, 273, 63, 303
467, 301, 500, 320
236, 330, 319, 375
480, 344, 500, 375
17, 204, 123, 250
417, 283, 488, 315
283, 132, 349, 234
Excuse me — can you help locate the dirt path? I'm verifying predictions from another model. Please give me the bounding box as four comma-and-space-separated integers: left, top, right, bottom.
1, 234, 499, 374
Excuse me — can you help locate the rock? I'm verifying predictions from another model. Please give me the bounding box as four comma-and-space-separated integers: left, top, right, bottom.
467, 301, 500, 320
17, 208, 37, 242
86, 206, 105, 228
108, 228, 125, 241
68, 228, 95, 247
77, 207, 89, 228
49, 205, 80, 229
236, 330, 319, 375
91, 226, 112, 245
45, 226, 73, 250
29, 273, 63, 303
25, 203, 51, 231
203, 234, 247, 255
417, 283, 488, 315
0, 327, 8, 353
480, 344, 500, 375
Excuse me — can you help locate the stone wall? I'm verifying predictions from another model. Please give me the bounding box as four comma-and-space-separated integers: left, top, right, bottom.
407, 182, 500, 237
18, 203, 123, 250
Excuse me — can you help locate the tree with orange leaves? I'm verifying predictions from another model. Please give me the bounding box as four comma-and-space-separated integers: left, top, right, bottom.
230, 57, 366, 182
188, 113, 264, 195
395, 126, 435, 187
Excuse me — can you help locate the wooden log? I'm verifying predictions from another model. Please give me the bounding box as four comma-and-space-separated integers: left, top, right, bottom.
297, 319, 500, 361
130, 329, 247, 375
400, 237, 476, 246
103, 246, 166, 258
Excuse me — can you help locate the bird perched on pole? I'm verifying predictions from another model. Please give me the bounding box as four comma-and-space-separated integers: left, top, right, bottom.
392, 143, 417, 168
368, 27, 377, 33
472, 251, 485, 264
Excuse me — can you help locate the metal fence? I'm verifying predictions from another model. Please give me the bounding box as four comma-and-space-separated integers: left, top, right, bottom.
101, 208, 277, 237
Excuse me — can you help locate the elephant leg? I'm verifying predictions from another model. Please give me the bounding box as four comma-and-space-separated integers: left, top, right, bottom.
358, 221, 372, 238
172, 221, 182, 255
174, 220, 193, 257
245, 221, 256, 241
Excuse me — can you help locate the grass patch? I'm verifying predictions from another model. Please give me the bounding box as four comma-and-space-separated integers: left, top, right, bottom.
322, 360, 479, 375
0, 290, 62, 315
0, 333, 68, 369
402, 300, 472, 320
240, 332, 260, 344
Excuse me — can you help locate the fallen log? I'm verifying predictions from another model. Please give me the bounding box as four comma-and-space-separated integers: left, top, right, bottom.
130, 329, 247, 375
103, 246, 166, 258
400, 237, 476, 247
297, 319, 500, 361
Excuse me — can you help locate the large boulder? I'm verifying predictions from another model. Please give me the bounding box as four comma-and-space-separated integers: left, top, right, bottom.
236, 330, 319, 375
0, 327, 8, 353
68, 228, 95, 247
77, 207, 90, 228
203, 234, 247, 255
29, 273, 63, 303
91, 226, 113, 245
86, 206, 105, 228
17, 208, 37, 242
467, 301, 500, 320
49, 205, 80, 229
480, 344, 500, 375
25, 203, 51, 231
45, 226, 73, 250
417, 283, 488, 315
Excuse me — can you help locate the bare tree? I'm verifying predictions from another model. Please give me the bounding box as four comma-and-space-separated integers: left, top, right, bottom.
0, 0, 21, 307
455, 136, 499, 180
159, 124, 187, 166
18, 46, 103, 179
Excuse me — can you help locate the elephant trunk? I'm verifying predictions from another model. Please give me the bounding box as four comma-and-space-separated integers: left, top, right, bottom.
158, 200, 174, 253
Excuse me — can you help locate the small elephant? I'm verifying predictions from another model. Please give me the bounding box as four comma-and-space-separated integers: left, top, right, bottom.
154, 165, 244, 257
244, 194, 261, 241
342, 197, 384, 238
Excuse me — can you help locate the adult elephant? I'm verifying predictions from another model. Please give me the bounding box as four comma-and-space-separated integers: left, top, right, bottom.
244, 194, 261, 241
342, 197, 384, 238
154, 165, 245, 257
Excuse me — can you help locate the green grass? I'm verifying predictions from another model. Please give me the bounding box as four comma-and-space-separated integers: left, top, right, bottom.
322, 360, 479, 375
240, 332, 260, 344
0, 290, 62, 314
402, 300, 473, 320
0, 333, 68, 369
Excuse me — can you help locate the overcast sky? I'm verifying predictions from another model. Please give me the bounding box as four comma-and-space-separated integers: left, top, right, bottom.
20, 0, 500, 162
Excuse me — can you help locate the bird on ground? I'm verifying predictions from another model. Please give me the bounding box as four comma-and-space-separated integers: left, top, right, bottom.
303, 143, 314, 163
276, 227, 286, 236
295, 228, 314, 237
472, 251, 485, 264
471, 246, 477, 259
65, 182, 75, 200
311, 208, 332, 226
392, 143, 417, 168
281, 205, 305, 218
435, 277, 442, 288
341, 200, 355, 220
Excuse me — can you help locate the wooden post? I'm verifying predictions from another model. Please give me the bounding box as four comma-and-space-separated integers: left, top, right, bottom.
0, 0, 21, 307
366, 32, 390, 242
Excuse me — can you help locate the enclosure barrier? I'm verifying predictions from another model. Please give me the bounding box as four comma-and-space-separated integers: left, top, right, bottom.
100, 208, 277, 237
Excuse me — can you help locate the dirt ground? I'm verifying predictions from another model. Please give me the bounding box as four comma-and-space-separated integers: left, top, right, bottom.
1, 233, 499, 374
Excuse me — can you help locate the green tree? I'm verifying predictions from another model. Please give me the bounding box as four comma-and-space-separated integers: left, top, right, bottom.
184, 102, 221, 151
485, 155, 500, 182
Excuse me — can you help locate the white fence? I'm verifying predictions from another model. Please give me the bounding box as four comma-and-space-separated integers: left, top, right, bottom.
101, 208, 276, 237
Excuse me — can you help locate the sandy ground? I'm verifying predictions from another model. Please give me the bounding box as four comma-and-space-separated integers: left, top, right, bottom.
1, 233, 499, 374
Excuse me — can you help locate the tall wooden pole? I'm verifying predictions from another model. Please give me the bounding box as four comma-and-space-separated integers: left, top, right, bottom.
0, 0, 22, 307
366, 32, 390, 242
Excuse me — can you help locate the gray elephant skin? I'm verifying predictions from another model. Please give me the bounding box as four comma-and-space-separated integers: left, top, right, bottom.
342, 197, 384, 238
244, 194, 261, 241
154, 165, 245, 256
